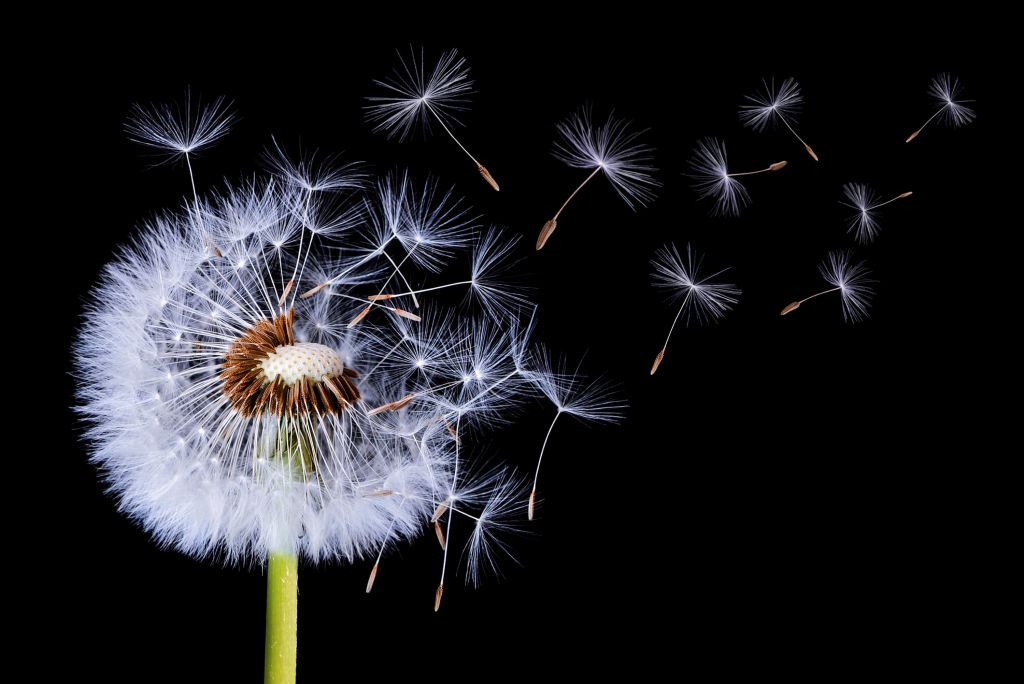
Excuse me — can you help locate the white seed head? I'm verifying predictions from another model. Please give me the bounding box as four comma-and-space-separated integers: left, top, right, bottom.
552, 105, 660, 210
260, 343, 346, 386
78, 97, 541, 588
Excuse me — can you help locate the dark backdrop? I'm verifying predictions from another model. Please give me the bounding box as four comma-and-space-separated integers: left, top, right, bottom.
47, 26, 980, 680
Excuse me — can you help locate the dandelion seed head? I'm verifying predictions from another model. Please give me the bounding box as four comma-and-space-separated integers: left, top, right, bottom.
125, 91, 236, 160
687, 138, 750, 217
819, 250, 875, 323
739, 77, 803, 131
929, 73, 976, 127
652, 243, 741, 324
78, 100, 541, 583
840, 183, 882, 244
552, 106, 660, 210
366, 48, 473, 141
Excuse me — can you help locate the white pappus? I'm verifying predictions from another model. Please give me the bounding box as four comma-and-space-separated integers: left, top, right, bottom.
687, 137, 787, 217
649, 243, 741, 374
739, 77, 819, 161
781, 250, 875, 323
76, 95, 576, 617
840, 183, 913, 244
906, 73, 976, 143
537, 105, 660, 250
366, 47, 500, 191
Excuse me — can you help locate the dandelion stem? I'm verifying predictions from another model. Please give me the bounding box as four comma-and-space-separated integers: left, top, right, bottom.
554, 166, 602, 222
529, 411, 561, 520
264, 551, 298, 684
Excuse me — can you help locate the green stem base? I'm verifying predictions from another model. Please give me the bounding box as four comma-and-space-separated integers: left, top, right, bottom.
265, 552, 298, 684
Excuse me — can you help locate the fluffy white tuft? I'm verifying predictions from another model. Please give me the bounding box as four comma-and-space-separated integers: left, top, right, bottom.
687, 138, 750, 217
819, 250, 875, 323
840, 183, 881, 244
552, 106, 660, 209
125, 92, 236, 160
652, 243, 741, 323
929, 73, 975, 128
365, 47, 473, 141
76, 145, 540, 579
739, 77, 803, 131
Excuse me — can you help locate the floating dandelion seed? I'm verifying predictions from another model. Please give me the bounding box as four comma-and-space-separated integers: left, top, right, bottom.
740, 77, 819, 161
524, 350, 625, 519
537, 106, 659, 250
126, 92, 237, 251
650, 244, 740, 374
781, 250, 875, 323
77, 95, 578, 682
366, 47, 500, 191
840, 183, 913, 244
687, 137, 787, 217
906, 73, 976, 143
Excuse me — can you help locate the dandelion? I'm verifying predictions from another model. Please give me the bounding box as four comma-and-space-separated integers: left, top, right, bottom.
687, 137, 787, 217
78, 96, 574, 682
126, 91, 237, 249
537, 106, 659, 250
649, 244, 740, 374
906, 73, 976, 142
840, 183, 913, 244
781, 250, 875, 323
524, 350, 625, 519
366, 47, 500, 191
739, 77, 819, 161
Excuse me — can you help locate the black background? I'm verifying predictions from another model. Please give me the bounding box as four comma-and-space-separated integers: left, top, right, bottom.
47, 25, 981, 680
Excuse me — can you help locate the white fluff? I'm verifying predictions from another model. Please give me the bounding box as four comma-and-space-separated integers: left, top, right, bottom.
76, 142, 536, 576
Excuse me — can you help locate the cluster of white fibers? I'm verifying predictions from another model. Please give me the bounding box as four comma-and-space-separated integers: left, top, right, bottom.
73, 126, 572, 592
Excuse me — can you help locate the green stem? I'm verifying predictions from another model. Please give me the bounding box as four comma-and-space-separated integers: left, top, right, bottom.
265, 552, 298, 684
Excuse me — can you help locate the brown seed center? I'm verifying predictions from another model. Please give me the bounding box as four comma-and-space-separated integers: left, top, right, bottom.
220, 308, 360, 417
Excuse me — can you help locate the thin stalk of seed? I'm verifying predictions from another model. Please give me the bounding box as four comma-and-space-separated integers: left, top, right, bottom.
537, 166, 603, 250
907, 104, 948, 143
528, 411, 562, 521
780, 287, 841, 316
651, 289, 692, 376
729, 161, 788, 177
777, 114, 819, 161
425, 102, 499, 191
